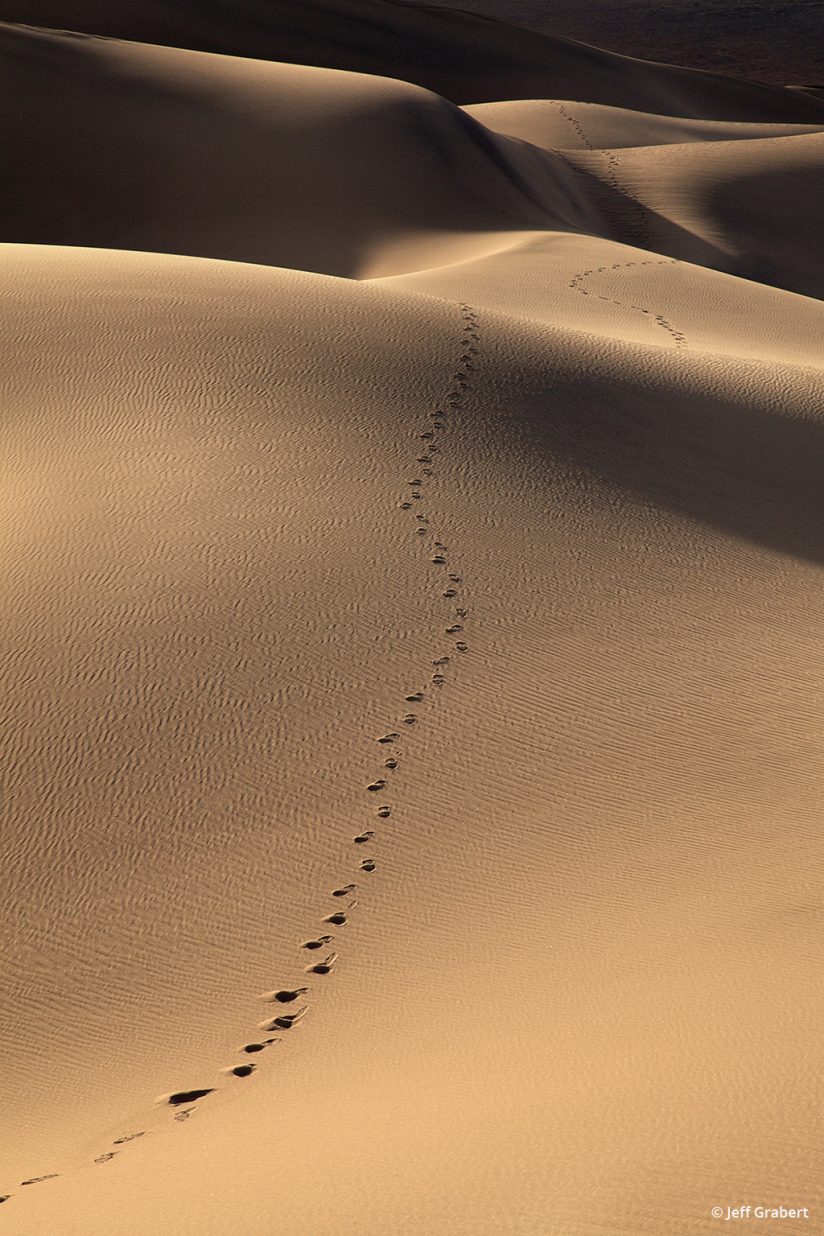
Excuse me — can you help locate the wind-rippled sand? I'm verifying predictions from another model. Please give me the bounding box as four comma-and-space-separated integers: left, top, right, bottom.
1, 4, 822, 1233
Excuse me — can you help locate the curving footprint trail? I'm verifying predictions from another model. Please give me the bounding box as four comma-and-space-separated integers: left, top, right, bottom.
0, 303, 479, 1209
551, 102, 688, 350
570, 258, 688, 349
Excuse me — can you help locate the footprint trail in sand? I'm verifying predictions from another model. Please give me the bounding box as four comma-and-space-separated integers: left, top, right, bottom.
0, 303, 479, 1207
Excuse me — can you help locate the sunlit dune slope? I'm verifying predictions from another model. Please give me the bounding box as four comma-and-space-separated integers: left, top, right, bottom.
2, 0, 824, 1231
1, 241, 823, 1236
467, 98, 824, 150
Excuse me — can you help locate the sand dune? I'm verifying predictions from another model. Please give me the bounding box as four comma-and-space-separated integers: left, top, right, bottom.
0, 24, 581, 276
4, 0, 824, 117
2, 4, 823, 1234
467, 98, 824, 151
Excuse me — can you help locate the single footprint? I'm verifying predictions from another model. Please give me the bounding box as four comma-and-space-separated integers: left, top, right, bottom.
419, 430, 435, 441
432, 673, 446, 686
332, 882, 357, 897
422, 469, 434, 477
431, 556, 447, 565
456, 642, 469, 652
323, 908, 350, 925
415, 514, 428, 522
383, 758, 398, 770
417, 456, 432, 464
239, 1039, 279, 1053
258, 1007, 308, 1032
433, 656, 450, 667
378, 733, 399, 744
302, 934, 335, 949
354, 830, 375, 844
408, 478, 423, 487
163, 1089, 214, 1108
411, 492, 422, 500
448, 574, 462, 584
405, 692, 424, 702
446, 624, 463, 634
0, 1197, 9, 1204
305, 951, 338, 975
221, 1064, 256, 1078
259, 987, 309, 1004
415, 528, 427, 535
359, 859, 377, 873
377, 805, 391, 818
367, 779, 386, 792
443, 588, 458, 598
456, 608, 468, 619
94, 1152, 118, 1164
174, 1108, 195, 1122
402, 714, 418, 725
21, 1176, 60, 1186
398, 501, 412, 510
113, 1132, 147, 1145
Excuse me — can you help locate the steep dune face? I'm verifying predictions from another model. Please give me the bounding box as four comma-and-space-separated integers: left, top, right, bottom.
542, 128, 824, 299
4, 23, 824, 302
0, 24, 580, 276
3, 0, 824, 118
2, 1, 824, 1234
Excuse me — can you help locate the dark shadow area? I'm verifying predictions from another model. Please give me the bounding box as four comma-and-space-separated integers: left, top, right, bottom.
499, 349, 824, 567
166, 1088, 214, 1106
706, 156, 824, 300
2, 0, 824, 119
0, 25, 570, 275
396, 0, 824, 90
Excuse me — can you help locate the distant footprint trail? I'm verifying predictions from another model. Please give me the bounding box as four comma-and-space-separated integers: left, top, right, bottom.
552, 101, 688, 350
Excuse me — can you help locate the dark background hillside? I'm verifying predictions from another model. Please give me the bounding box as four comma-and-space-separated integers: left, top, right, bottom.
399, 0, 824, 86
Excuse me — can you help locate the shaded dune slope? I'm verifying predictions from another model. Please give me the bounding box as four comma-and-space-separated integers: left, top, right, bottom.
4, 24, 824, 307
2, 0, 824, 118
0, 24, 582, 276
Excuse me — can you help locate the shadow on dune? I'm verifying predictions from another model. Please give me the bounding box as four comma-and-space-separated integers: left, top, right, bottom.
3, 0, 824, 121
0, 25, 566, 276
705, 158, 824, 301
505, 349, 824, 566
551, 155, 732, 271
551, 151, 824, 303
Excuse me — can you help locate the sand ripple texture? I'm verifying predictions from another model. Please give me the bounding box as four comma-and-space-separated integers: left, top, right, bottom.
1, 6, 824, 1234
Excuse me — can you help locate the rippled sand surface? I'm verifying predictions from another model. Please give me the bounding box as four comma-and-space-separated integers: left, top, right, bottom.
1, 5, 823, 1232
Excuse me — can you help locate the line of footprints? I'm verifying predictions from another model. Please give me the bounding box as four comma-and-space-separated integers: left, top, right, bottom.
0, 303, 480, 1208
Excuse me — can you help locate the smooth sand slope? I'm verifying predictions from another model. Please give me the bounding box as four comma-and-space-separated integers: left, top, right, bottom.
2, 6, 823, 1235
4, 0, 824, 117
